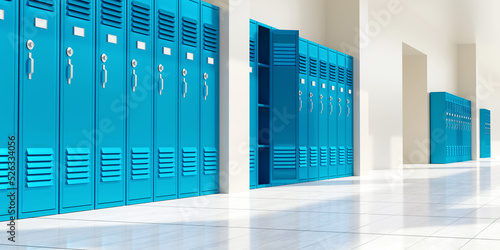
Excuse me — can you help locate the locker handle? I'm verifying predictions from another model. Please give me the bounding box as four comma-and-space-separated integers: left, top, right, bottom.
159, 74, 164, 95
299, 97, 303, 111
320, 100, 324, 114
330, 102, 333, 115
204, 81, 209, 100
310, 99, 313, 112
132, 69, 137, 92
67, 59, 73, 84
28, 52, 34, 80
338, 103, 341, 116
102, 65, 107, 88
183, 78, 188, 98
347, 104, 350, 117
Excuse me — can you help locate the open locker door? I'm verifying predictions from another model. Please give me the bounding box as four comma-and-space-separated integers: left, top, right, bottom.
270, 29, 299, 185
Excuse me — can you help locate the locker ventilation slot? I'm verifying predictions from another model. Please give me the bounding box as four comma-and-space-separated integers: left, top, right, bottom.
0, 149, 10, 190
158, 148, 175, 178
66, 148, 91, 185
338, 66, 346, 84
299, 54, 307, 75
320, 60, 328, 80
182, 17, 198, 47
26, 148, 54, 188
67, 0, 91, 21
338, 147, 346, 165
329, 147, 337, 166
320, 147, 328, 167
158, 9, 176, 42
273, 43, 297, 66
250, 40, 256, 62
329, 63, 337, 82
131, 148, 151, 180
101, 0, 123, 29
309, 58, 318, 77
203, 147, 218, 175
203, 24, 218, 52
131, 1, 151, 36
347, 147, 354, 164
347, 68, 353, 86
309, 147, 318, 167
273, 147, 296, 169
249, 148, 256, 172
28, 0, 55, 12
182, 147, 197, 176
100, 148, 122, 182
299, 147, 307, 168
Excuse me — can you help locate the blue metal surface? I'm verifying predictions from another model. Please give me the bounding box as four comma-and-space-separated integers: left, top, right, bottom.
95, 0, 127, 209
297, 38, 308, 182
60, 0, 95, 214
480, 109, 491, 158
307, 41, 319, 181
318, 45, 329, 180
327, 49, 338, 179
346, 55, 354, 176
19, 0, 60, 219
337, 52, 346, 176
249, 20, 258, 189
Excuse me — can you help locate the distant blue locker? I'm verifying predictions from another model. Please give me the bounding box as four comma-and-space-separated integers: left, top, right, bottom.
271, 29, 299, 185
126, 0, 154, 205
297, 38, 308, 182
249, 20, 258, 188
179, 0, 201, 198
318, 46, 329, 180
0, 0, 18, 221
307, 42, 319, 181
95, 0, 127, 209
200, 3, 219, 194
327, 49, 338, 179
19, 0, 60, 219
480, 109, 491, 158
346, 55, 354, 175
154, 0, 178, 201
60, 0, 95, 213
337, 53, 346, 176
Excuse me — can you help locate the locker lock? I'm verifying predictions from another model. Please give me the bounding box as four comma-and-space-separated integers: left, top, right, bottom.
204, 73, 209, 80
330, 96, 333, 101
182, 69, 187, 76
66, 47, 73, 57
320, 95, 323, 99
347, 100, 350, 104
131, 59, 137, 68
338, 98, 341, 102
298, 90, 302, 96
101, 54, 107, 63
158, 64, 164, 72
26, 40, 35, 50
309, 93, 313, 97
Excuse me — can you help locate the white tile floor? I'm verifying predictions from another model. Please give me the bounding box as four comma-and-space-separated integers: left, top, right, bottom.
3, 159, 500, 249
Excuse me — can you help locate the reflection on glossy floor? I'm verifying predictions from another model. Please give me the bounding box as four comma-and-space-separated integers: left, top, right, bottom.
3, 160, 500, 249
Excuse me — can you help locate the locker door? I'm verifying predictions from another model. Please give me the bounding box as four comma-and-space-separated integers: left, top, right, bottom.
179, 0, 201, 198
346, 56, 354, 175
318, 46, 329, 180
95, 0, 126, 209
249, 20, 258, 188
328, 49, 338, 179
60, 0, 95, 214
271, 29, 299, 185
126, 0, 154, 205
337, 53, 346, 176
154, 0, 178, 201
0, 0, 18, 221
200, 3, 219, 195
19, 0, 59, 219
297, 38, 308, 182
307, 42, 319, 181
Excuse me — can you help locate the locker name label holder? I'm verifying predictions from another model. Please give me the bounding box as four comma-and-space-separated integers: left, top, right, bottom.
35, 18, 47, 29
74, 27, 85, 37
137, 41, 146, 50
107, 34, 117, 44
163, 47, 171, 55
207, 57, 214, 65
186, 52, 194, 60
0, 9, 4, 20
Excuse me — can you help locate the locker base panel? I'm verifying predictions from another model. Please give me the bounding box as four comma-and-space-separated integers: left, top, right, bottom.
18, 210, 57, 220
153, 194, 178, 202
95, 201, 126, 210
179, 192, 200, 199
201, 190, 219, 196
126, 198, 153, 206
59, 204, 94, 214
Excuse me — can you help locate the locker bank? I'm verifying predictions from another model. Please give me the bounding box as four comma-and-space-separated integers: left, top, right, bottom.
1, 0, 499, 249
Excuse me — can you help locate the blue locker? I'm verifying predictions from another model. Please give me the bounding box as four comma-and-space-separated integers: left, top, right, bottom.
346, 55, 354, 175
318, 46, 329, 180
154, 0, 178, 201
327, 49, 338, 179
200, 3, 219, 195
19, 0, 60, 219
337, 53, 347, 176
297, 38, 308, 182
307, 42, 319, 181
480, 109, 491, 158
249, 20, 258, 189
60, 0, 95, 213
270, 29, 299, 185
0, 0, 18, 221
126, 0, 154, 205
95, 0, 127, 209
179, 0, 201, 198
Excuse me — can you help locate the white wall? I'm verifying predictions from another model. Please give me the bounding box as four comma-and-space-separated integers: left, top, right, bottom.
249, 0, 327, 45
403, 53, 428, 164
359, 0, 459, 172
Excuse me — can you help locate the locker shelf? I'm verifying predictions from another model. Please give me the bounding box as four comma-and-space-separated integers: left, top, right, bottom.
258, 63, 270, 68
258, 104, 270, 108
258, 145, 270, 148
